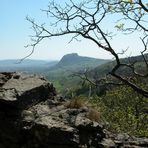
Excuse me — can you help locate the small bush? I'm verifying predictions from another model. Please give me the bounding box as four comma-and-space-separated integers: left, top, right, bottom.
86, 109, 100, 122
65, 97, 86, 109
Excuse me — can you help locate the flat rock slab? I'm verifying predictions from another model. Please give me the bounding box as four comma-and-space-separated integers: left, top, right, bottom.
0, 72, 56, 110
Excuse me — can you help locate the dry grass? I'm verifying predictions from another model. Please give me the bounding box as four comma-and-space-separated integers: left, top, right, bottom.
86, 109, 100, 122
65, 97, 101, 122
65, 97, 86, 109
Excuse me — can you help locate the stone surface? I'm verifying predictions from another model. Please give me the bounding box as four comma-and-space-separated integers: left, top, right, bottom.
20, 101, 106, 148
0, 72, 56, 109
0, 72, 14, 87
100, 138, 116, 147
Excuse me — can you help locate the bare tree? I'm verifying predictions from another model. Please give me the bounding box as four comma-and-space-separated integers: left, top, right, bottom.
27, 0, 148, 97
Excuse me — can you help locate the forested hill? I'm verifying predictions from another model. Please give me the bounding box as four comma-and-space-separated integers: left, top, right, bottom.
89, 53, 148, 78
47, 53, 110, 91
50, 53, 110, 70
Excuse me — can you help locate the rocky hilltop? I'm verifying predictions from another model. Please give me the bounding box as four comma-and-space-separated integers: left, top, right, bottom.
52, 53, 110, 69
0, 72, 147, 148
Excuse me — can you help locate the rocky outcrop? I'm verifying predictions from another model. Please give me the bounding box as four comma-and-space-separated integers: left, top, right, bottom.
0, 72, 147, 148
0, 72, 56, 110
20, 100, 105, 148
0, 72, 14, 86
0, 72, 56, 148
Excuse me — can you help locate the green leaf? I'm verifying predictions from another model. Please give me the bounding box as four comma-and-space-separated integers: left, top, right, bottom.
115, 23, 124, 30
128, 0, 133, 3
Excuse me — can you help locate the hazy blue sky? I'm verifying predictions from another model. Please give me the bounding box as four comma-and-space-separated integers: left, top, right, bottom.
0, 0, 147, 60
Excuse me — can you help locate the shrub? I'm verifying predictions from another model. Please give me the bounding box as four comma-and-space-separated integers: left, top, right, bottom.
89, 85, 148, 137
86, 109, 100, 122
65, 97, 86, 109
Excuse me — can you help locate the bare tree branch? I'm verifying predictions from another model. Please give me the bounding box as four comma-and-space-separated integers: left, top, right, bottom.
26, 0, 148, 97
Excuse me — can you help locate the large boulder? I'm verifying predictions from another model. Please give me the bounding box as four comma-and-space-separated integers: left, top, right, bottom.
0, 72, 56, 110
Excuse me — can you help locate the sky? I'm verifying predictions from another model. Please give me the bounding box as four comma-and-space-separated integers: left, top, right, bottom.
0, 0, 147, 60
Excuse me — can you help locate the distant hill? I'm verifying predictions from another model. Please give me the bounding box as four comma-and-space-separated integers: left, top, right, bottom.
47, 53, 110, 91
89, 53, 148, 79
70, 53, 148, 96
50, 53, 110, 70
0, 59, 58, 74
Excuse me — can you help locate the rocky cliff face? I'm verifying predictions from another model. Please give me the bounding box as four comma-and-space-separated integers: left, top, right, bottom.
0, 72, 147, 148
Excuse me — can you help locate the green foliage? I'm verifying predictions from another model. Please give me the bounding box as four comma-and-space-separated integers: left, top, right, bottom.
89, 86, 148, 137
90, 54, 148, 79
128, 0, 133, 3
51, 80, 63, 92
